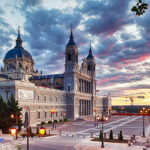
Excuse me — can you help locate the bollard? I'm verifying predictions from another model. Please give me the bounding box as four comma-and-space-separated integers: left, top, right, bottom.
49, 129, 50, 135
67, 134, 68, 136
84, 135, 85, 138
72, 134, 73, 137
78, 134, 79, 138
59, 130, 61, 136
90, 132, 93, 138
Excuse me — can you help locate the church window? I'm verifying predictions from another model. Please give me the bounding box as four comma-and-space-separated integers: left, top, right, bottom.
19, 63, 22, 68
38, 96, 40, 101
88, 65, 91, 71
68, 54, 71, 61
67, 84, 71, 92
45, 112, 47, 118
38, 112, 40, 119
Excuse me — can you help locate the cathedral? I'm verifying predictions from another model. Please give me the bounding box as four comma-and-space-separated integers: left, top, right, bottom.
0, 28, 111, 126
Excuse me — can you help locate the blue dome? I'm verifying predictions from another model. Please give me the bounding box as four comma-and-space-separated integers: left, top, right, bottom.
4, 29, 33, 61
4, 47, 33, 61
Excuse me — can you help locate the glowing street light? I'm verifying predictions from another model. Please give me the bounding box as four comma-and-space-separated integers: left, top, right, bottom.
10, 128, 17, 137
39, 127, 46, 137
50, 108, 57, 129
140, 107, 148, 137
94, 107, 97, 122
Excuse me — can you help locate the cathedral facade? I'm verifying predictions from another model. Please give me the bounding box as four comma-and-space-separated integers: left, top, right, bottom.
0, 28, 110, 126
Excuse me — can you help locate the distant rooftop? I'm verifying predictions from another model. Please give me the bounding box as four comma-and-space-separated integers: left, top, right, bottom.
29, 74, 64, 80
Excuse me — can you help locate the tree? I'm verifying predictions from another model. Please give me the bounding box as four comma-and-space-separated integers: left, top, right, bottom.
131, 0, 148, 16
99, 130, 103, 141
7, 94, 22, 131
119, 130, 123, 141
0, 96, 8, 133
109, 130, 113, 140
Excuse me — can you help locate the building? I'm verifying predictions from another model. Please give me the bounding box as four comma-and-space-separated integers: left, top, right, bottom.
0, 27, 110, 126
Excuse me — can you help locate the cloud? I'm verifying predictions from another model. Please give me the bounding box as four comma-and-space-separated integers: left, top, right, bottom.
81, 0, 130, 35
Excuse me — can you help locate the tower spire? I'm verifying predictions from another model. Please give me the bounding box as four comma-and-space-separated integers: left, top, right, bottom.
15, 26, 23, 48
67, 24, 76, 46
87, 41, 94, 59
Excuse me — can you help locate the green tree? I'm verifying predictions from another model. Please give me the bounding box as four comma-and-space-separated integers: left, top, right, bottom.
99, 130, 103, 141
119, 130, 123, 141
0, 96, 9, 133
7, 94, 22, 131
109, 130, 113, 140
131, 0, 148, 16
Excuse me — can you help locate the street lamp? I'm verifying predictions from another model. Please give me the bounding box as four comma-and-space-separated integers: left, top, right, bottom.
50, 108, 57, 128
101, 112, 104, 148
140, 107, 148, 137
39, 127, 46, 137
121, 107, 124, 114
10, 114, 22, 139
63, 112, 66, 122
10, 128, 17, 138
94, 107, 97, 122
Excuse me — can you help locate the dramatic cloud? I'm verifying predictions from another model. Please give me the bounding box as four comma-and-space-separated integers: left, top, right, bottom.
0, 0, 150, 102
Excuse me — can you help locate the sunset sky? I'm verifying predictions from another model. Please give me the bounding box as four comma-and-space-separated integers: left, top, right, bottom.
0, 0, 150, 105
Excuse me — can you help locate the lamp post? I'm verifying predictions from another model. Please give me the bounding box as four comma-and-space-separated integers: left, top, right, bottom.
101, 112, 104, 148
10, 127, 17, 138
50, 108, 56, 129
63, 112, 66, 122
140, 107, 148, 137
93, 107, 97, 122
121, 107, 124, 114
39, 127, 46, 137
10, 114, 22, 139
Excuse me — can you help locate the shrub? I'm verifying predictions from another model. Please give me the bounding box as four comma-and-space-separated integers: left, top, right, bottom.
41, 121, 46, 125
36, 126, 39, 135
64, 118, 68, 122
99, 130, 103, 141
109, 130, 113, 140
48, 121, 52, 124
54, 120, 58, 123
59, 119, 62, 122
119, 130, 123, 141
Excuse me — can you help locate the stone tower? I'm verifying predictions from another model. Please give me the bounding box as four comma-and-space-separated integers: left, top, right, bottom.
64, 27, 79, 119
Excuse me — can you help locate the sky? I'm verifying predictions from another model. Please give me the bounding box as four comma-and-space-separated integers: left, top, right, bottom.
0, 0, 150, 105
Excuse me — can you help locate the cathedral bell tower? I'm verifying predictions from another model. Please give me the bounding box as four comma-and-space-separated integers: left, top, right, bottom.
64, 26, 79, 119
65, 26, 79, 73
86, 43, 96, 95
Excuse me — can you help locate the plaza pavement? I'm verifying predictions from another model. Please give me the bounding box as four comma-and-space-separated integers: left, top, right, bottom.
1, 116, 150, 150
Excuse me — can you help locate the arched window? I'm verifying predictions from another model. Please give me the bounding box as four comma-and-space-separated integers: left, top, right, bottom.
68, 54, 71, 61
88, 65, 91, 71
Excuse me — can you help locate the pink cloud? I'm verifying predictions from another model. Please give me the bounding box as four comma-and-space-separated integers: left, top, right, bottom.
97, 76, 120, 85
